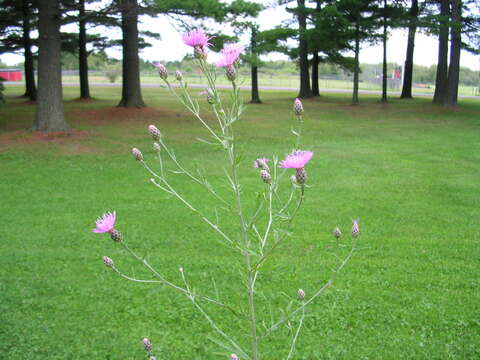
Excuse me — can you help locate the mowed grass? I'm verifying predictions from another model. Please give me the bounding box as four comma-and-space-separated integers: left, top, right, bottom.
1, 84, 480, 359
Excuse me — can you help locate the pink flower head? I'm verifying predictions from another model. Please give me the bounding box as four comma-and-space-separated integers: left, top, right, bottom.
221, 43, 244, 58
280, 151, 313, 169
182, 29, 212, 48
92, 211, 116, 233
253, 157, 269, 169
216, 43, 244, 68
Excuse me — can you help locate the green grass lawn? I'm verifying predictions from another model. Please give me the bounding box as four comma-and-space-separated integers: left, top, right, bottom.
1, 84, 480, 359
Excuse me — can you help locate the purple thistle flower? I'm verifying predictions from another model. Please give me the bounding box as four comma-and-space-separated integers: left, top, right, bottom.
230, 354, 239, 360
260, 169, 272, 184
155, 63, 168, 80
102, 256, 114, 267
352, 220, 360, 238
175, 70, 183, 81
254, 158, 269, 170
298, 288, 305, 300
92, 211, 116, 233
132, 147, 143, 161
294, 98, 304, 115
216, 43, 244, 68
280, 151, 313, 169
142, 338, 152, 352
182, 29, 212, 48
148, 125, 161, 141
334, 227, 342, 239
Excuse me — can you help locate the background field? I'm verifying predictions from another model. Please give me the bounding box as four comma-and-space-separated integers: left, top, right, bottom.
59, 73, 480, 97
1, 84, 479, 359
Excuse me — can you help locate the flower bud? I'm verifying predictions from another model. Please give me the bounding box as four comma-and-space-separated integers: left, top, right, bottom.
175, 70, 183, 81
297, 288, 305, 300
155, 63, 168, 80
149, 357, 157, 360
225, 65, 236, 82
132, 147, 143, 161
153, 142, 161, 152
148, 124, 161, 141
142, 338, 152, 352
110, 229, 122, 242
230, 354, 239, 360
295, 168, 307, 185
206, 89, 215, 104
351, 220, 360, 238
102, 256, 114, 268
260, 169, 271, 184
294, 98, 304, 115
333, 227, 342, 239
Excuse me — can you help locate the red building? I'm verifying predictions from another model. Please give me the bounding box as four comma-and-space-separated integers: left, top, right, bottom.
0, 69, 22, 81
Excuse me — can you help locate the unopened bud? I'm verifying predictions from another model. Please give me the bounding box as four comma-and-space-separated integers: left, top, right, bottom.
351, 220, 360, 238
132, 147, 143, 161
294, 98, 304, 115
155, 63, 168, 80
297, 288, 305, 300
333, 227, 342, 239
153, 142, 161, 152
295, 168, 307, 185
225, 65, 236, 82
230, 354, 239, 360
148, 124, 161, 141
179, 267, 184, 273
142, 338, 152, 352
102, 256, 114, 268
110, 229, 122, 242
149, 357, 157, 360
206, 89, 215, 104
260, 169, 271, 184
175, 70, 183, 81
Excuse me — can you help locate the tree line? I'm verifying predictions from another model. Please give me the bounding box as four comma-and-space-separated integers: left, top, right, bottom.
0, 0, 478, 132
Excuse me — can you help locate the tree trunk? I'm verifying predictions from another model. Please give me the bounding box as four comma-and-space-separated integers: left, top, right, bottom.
33, 0, 69, 132
22, 0, 36, 101
297, 0, 312, 98
78, 0, 90, 99
251, 66, 261, 104
433, 0, 449, 104
400, 0, 418, 99
352, 23, 360, 105
381, 0, 388, 103
445, 0, 462, 106
311, 52, 320, 96
118, 0, 145, 107
250, 27, 261, 104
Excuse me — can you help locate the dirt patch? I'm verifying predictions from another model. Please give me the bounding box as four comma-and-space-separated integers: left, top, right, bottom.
0, 129, 92, 153
71, 106, 186, 127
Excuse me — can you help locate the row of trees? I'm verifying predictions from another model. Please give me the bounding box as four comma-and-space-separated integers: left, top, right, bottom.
0, 0, 478, 132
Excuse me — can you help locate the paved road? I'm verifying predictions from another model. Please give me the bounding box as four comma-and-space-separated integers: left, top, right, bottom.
4, 81, 479, 99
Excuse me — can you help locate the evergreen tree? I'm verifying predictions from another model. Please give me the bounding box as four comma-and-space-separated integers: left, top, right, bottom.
0, 0, 38, 101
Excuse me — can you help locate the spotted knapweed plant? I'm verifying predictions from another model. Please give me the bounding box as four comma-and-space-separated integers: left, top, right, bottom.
93, 28, 360, 360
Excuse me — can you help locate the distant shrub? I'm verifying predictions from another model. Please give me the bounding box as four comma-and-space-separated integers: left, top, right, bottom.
105, 65, 121, 83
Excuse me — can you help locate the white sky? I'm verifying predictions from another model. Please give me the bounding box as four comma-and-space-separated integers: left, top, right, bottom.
1, 1, 479, 71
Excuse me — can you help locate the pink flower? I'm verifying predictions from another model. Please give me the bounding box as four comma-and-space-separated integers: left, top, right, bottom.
221, 43, 244, 58
253, 157, 269, 169
182, 29, 212, 48
216, 43, 244, 68
280, 151, 313, 169
92, 211, 116, 233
